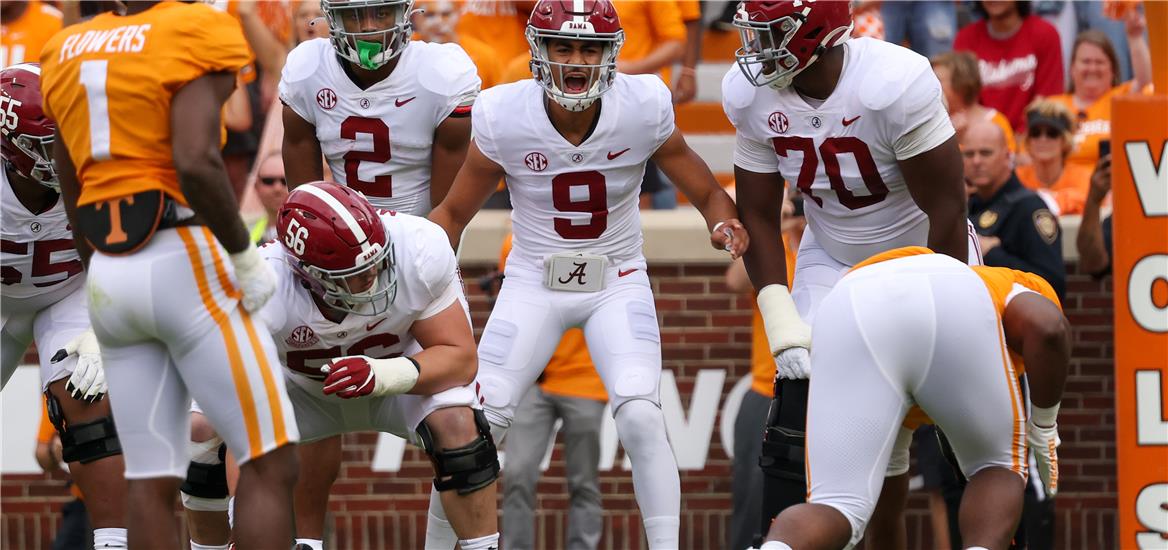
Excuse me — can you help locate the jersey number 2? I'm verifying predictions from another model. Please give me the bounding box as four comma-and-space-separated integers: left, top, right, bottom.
341, 116, 392, 198
552, 170, 608, 239
772, 136, 889, 210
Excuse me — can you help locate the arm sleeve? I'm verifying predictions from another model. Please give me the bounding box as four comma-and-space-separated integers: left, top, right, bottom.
892, 68, 955, 160
734, 134, 780, 173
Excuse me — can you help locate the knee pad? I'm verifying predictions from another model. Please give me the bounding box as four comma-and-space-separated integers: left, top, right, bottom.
759, 383, 808, 483
416, 409, 500, 495
181, 438, 229, 501
45, 391, 122, 464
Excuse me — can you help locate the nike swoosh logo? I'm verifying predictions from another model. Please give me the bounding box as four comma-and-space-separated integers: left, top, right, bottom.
395, 96, 417, 107
607, 148, 631, 160
618, 268, 638, 277
842, 115, 861, 126
367, 318, 387, 331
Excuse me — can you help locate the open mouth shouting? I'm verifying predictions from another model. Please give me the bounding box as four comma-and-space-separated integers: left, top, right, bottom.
562, 71, 590, 94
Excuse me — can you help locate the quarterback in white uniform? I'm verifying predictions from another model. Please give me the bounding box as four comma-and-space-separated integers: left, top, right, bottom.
279, 0, 480, 216
723, 0, 972, 538
0, 63, 128, 549
429, 1, 747, 548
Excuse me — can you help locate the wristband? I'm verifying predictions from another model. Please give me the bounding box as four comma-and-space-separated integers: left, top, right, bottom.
1030, 402, 1060, 428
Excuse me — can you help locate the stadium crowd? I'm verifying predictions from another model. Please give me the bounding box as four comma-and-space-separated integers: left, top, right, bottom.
0, 0, 1152, 549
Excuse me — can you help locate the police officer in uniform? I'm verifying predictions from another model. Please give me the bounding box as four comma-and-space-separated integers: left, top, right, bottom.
964, 119, 1065, 300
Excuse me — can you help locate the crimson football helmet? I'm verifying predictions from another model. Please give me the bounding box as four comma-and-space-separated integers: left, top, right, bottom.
321, 0, 416, 70
526, 0, 624, 112
277, 181, 396, 315
0, 63, 58, 190
733, 0, 853, 90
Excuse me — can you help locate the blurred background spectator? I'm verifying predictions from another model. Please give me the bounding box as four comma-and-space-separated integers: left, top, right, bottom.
1017, 99, 1090, 215
0, 0, 62, 66
249, 151, 290, 245
931, 50, 1018, 153
414, 0, 504, 89
881, 0, 957, 58
1076, 154, 1114, 278
963, 119, 1066, 300
954, 1, 1064, 132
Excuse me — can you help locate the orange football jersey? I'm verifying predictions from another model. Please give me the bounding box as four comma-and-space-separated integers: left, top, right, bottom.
39, 2, 250, 207
1, 1, 63, 67
499, 234, 607, 402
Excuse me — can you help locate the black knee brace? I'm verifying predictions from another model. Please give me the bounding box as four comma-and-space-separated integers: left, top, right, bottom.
416, 409, 500, 495
759, 378, 810, 531
45, 391, 122, 464
181, 443, 229, 499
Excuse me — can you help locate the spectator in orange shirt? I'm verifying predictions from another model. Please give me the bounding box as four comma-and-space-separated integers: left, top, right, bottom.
456, 0, 530, 65
1048, 17, 1153, 172
612, 0, 685, 80
671, 0, 702, 104
497, 234, 608, 550
1016, 100, 1091, 215
931, 51, 1017, 154
413, 0, 505, 89
1, 0, 62, 67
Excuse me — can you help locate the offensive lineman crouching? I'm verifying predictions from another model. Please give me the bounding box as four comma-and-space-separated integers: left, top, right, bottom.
183, 182, 500, 550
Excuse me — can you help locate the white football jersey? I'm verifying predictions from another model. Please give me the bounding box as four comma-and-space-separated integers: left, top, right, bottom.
279, 39, 481, 216
258, 212, 465, 384
473, 74, 674, 269
0, 168, 84, 306
723, 37, 955, 266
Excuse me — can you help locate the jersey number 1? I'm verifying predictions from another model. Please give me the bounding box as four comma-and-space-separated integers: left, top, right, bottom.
341, 116, 392, 198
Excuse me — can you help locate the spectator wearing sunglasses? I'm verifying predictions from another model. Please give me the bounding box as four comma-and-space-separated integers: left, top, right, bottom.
1016, 100, 1091, 215
249, 151, 290, 245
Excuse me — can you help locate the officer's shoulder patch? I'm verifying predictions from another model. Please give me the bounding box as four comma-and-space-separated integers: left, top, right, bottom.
1033, 209, 1059, 244
978, 210, 999, 229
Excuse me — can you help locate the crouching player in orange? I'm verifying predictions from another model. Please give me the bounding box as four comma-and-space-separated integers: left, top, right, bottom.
759, 247, 1068, 550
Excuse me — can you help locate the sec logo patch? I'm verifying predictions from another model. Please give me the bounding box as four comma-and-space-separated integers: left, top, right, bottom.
316, 88, 337, 110
286, 325, 319, 349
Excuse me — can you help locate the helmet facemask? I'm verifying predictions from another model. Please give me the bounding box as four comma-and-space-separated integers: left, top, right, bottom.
10, 132, 59, 190
293, 241, 397, 316
322, 0, 416, 70
527, 28, 623, 112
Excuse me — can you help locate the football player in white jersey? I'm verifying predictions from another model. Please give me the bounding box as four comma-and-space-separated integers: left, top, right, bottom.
722, 0, 971, 534
184, 182, 501, 550
279, 0, 480, 216
0, 63, 128, 550
428, 2, 748, 548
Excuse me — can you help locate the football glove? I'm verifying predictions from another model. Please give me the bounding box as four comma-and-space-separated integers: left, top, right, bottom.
756, 284, 812, 380
321, 355, 420, 399
230, 246, 277, 313
1028, 403, 1061, 496
53, 329, 107, 403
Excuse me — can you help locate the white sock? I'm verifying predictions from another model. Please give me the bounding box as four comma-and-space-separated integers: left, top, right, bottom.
190, 542, 230, 550
227, 496, 235, 528
966, 547, 992, 550
458, 533, 500, 550
424, 487, 458, 550
759, 542, 793, 550
295, 539, 324, 550
615, 400, 680, 548
93, 528, 127, 549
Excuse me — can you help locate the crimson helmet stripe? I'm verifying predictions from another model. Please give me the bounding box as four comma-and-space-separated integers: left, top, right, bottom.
295, 184, 375, 252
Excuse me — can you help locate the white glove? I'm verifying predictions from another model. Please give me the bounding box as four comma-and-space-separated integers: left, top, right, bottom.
53, 329, 107, 403
756, 284, 812, 380
1028, 403, 1061, 496
321, 355, 420, 399
229, 246, 277, 313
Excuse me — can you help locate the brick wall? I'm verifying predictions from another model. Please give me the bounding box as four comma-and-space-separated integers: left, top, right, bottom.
0, 264, 1118, 549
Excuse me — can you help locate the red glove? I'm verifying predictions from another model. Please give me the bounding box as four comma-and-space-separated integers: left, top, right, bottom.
321, 355, 420, 399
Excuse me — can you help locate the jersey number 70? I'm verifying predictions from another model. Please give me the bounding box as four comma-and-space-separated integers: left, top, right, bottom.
773, 136, 889, 210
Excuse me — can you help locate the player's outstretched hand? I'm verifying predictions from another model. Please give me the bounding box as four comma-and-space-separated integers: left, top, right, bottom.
230, 247, 277, 313
711, 218, 748, 259
321, 355, 420, 399
53, 329, 107, 403
1027, 418, 1061, 496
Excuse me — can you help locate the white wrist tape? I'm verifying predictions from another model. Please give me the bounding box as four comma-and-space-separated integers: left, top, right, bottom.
756, 284, 811, 355
1030, 402, 1060, 428
369, 356, 420, 397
